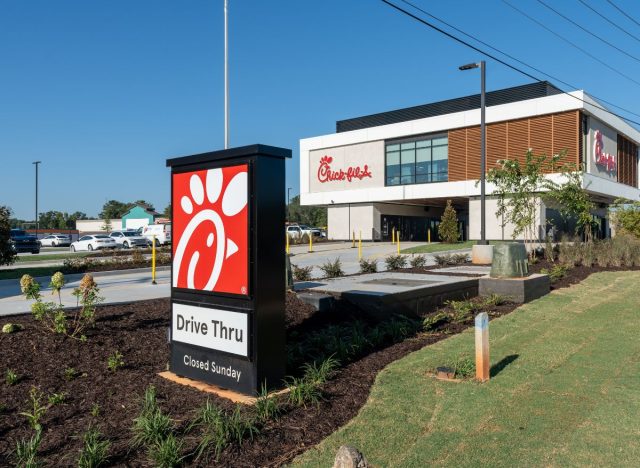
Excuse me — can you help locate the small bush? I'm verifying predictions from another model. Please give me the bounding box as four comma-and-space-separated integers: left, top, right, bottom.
286, 377, 322, 407
254, 383, 279, 422
482, 293, 510, 307
439, 200, 461, 244
14, 428, 42, 468
5, 368, 18, 386
107, 351, 124, 372
302, 356, 340, 385
359, 258, 378, 274
453, 356, 475, 378
423, 311, 450, 332
132, 386, 173, 448
434, 253, 469, 266
445, 299, 477, 323
319, 258, 344, 278
409, 255, 427, 268
48, 392, 67, 406
131, 249, 145, 264
291, 264, 313, 281
385, 254, 407, 270
541, 264, 570, 283
64, 367, 77, 381
2, 323, 23, 334
77, 426, 110, 468
148, 433, 184, 468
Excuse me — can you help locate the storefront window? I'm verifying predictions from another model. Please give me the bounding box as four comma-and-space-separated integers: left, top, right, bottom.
385, 135, 448, 186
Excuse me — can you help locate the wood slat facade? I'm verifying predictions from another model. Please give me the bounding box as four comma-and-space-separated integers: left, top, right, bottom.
448, 110, 581, 181
617, 134, 639, 188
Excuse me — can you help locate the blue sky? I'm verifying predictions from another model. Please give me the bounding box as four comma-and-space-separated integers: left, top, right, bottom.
2, 0, 640, 220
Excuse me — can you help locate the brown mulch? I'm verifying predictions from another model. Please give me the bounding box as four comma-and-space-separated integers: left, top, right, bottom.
0, 263, 635, 466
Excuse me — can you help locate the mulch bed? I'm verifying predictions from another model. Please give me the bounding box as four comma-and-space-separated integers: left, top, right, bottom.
0, 262, 635, 466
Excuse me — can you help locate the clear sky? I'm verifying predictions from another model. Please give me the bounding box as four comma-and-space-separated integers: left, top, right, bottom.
2, 0, 640, 220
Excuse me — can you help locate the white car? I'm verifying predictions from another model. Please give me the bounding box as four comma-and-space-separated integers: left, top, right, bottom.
39, 234, 72, 247
70, 235, 117, 252
109, 230, 149, 249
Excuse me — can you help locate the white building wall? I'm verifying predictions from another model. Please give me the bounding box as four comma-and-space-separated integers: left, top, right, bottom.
76, 219, 123, 233
469, 197, 546, 242
327, 204, 375, 240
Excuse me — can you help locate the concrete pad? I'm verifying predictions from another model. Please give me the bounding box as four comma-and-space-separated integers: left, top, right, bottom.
433, 265, 492, 275
295, 291, 336, 313
303, 272, 478, 319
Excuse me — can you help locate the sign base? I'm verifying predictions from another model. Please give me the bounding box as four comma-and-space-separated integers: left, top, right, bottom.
158, 371, 290, 405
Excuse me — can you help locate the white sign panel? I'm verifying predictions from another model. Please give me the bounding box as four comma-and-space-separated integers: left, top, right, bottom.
172, 303, 249, 357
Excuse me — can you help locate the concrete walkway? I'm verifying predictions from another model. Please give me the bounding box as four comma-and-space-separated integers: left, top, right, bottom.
0, 267, 170, 317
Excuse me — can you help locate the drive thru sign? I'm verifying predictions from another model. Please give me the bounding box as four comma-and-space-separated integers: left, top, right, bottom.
166, 145, 290, 395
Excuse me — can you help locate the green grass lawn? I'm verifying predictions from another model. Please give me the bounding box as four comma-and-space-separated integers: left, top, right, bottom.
401, 239, 475, 254
0, 266, 66, 281
295, 271, 640, 467
16, 252, 89, 262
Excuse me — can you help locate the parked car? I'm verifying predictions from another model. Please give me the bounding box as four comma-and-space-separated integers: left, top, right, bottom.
70, 235, 117, 252
9, 229, 40, 254
141, 224, 172, 246
109, 230, 149, 249
39, 234, 72, 247
286, 224, 323, 239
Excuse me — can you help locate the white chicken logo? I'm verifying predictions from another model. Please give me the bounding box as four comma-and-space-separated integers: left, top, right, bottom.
173, 167, 248, 290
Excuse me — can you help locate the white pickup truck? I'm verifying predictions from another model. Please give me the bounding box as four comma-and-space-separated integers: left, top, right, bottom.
286, 224, 324, 239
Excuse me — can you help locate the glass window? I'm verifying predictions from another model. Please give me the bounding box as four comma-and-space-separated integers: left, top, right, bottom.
385, 134, 448, 186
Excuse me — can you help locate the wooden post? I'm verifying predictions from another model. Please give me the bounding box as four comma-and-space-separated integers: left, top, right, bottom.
475, 312, 490, 382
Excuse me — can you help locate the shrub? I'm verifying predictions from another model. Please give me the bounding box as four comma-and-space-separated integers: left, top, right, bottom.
2, 323, 23, 334
445, 298, 477, 323
423, 311, 449, 332
610, 198, 640, 238
385, 254, 407, 270
319, 258, 343, 278
254, 383, 279, 423
286, 377, 322, 407
64, 367, 77, 381
21, 272, 103, 340
541, 264, 570, 283
5, 368, 18, 386
132, 387, 173, 448
77, 426, 110, 468
107, 351, 124, 372
14, 427, 42, 468
439, 200, 460, 244
359, 258, 378, 273
291, 264, 313, 281
48, 392, 67, 406
131, 248, 145, 264
409, 255, 427, 268
0, 205, 18, 266
20, 387, 47, 431
148, 433, 184, 468
301, 356, 339, 385
434, 253, 469, 266
482, 293, 510, 307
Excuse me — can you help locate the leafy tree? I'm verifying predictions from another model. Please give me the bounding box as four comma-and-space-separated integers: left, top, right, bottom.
610, 198, 640, 238
485, 150, 551, 253
0, 206, 18, 266
288, 195, 327, 227
438, 200, 460, 244
163, 204, 171, 219
543, 163, 597, 242
99, 200, 155, 220
38, 211, 89, 230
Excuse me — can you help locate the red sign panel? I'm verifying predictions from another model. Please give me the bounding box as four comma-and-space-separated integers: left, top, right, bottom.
172, 164, 249, 295
317, 155, 372, 183
594, 130, 616, 173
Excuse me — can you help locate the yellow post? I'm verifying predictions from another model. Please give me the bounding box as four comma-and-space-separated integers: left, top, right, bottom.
285, 232, 290, 254
428, 228, 431, 244
392, 227, 395, 244
151, 235, 157, 285
308, 233, 313, 253
397, 231, 401, 255
358, 230, 362, 260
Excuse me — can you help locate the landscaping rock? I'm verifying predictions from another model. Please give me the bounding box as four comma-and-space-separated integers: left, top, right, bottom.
333, 445, 369, 468
490, 243, 528, 278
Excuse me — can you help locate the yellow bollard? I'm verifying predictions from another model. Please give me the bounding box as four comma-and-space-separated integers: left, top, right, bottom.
392, 227, 396, 244
151, 235, 157, 285
428, 228, 431, 244
358, 230, 362, 260
308, 233, 313, 253
397, 231, 401, 255
286, 232, 290, 254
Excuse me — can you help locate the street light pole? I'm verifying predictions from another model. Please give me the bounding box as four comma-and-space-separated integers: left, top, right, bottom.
33, 161, 41, 237
287, 187, 292, 222
224, 0, 229, 149
459, 60, 488, 245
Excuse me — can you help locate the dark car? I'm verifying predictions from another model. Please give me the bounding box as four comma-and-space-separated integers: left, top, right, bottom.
10, 229, 40, 254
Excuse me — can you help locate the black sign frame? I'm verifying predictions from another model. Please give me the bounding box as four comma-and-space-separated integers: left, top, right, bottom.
166, 144, 291, 395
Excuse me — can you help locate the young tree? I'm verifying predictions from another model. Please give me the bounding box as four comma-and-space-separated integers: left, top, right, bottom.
438, 200, 460, 244
610, 198, 640, 238
0, 205, 18, 266
543, 163, 597, 242
163, 204, 171, 219
485, 150, 550, 253
288, 195, 327, 227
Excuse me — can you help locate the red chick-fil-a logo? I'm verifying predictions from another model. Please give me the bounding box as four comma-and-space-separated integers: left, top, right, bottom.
317, 155, 373, 183
594, 130, 616, 173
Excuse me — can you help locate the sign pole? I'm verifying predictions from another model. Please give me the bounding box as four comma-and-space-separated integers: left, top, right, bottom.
475, 312, 490, 382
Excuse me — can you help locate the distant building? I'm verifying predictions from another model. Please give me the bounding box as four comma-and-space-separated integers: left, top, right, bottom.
121, 204, 161, 230
76, 219, 123, 233
299, 82, 639, 241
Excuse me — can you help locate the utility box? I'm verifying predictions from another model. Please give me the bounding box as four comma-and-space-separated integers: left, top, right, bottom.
166, 144, 291, 395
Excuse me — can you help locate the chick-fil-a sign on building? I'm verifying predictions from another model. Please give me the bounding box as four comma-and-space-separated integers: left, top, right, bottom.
594, 130, 617, 173
317, 155, 373, 183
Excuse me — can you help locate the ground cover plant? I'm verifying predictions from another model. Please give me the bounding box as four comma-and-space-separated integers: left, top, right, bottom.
384, 254, 407, 270
1, 258, 637, 466
294, 271, 640, 467
319, 257, 344, 278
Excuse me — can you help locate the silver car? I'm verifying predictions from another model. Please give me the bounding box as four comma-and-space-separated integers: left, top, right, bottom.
109, 230, 150, 249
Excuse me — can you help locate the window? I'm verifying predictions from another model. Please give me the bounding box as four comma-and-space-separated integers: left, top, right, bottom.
385, 134, 448, 186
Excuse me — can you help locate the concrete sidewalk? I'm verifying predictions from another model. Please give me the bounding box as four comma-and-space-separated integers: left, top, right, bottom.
0, 267, 170, 317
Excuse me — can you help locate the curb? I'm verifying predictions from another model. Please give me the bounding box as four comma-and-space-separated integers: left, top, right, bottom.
0, 266, 171, 288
